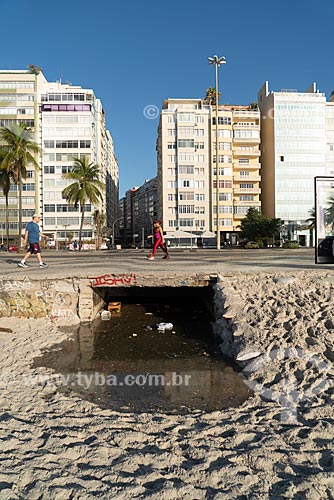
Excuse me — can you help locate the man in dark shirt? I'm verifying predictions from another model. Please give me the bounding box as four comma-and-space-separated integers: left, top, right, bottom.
18, 214, 49, 268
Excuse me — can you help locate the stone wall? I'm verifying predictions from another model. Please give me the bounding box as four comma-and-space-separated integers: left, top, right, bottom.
0, 277, 104, 322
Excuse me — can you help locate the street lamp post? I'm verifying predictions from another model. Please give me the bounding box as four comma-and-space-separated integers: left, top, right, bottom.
112, 217, 122, 249
208, 54, 226, 250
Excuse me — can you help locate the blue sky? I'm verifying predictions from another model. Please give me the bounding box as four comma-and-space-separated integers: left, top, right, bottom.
2, 0, 334, 195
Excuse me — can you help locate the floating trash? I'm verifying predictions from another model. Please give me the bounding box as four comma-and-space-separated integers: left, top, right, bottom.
101, 310, 111, 321
157, 322, 173, 332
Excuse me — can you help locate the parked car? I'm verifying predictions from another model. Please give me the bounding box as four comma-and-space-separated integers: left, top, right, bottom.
244, 241, 260, 249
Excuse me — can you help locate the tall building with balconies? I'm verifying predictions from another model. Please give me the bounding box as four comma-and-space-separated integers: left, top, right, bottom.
0, 68, 118, 245
157, 98, 261, 245
258, 81, 327, 245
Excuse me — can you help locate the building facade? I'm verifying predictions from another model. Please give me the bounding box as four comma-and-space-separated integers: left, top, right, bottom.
258, 81, 327, 245
157, 98, 261, 245
0, 68, 118, 245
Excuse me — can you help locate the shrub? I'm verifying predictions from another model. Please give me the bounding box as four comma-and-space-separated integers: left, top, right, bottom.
282, 240, 299, 249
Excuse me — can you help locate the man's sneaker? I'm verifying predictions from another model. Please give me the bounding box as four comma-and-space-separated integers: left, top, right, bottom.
147, 256, 154, 260
18, 261, 28, 268
40, 262, 48, 268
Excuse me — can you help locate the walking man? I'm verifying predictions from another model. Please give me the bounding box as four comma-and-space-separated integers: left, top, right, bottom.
18, 214, 48, 268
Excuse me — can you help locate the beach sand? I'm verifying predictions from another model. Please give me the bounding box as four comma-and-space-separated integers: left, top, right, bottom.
0, 271, 333, 499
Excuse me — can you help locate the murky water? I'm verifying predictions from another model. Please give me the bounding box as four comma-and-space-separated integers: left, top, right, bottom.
34, 297, 252, 413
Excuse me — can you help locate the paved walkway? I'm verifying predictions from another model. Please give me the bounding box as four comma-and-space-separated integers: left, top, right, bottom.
0, 247, 331, 280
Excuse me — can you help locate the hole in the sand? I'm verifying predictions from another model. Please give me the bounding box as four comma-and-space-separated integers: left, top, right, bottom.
33, 287, 252, 414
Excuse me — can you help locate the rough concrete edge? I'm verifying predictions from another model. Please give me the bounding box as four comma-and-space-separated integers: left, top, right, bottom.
212, 274, 262, 364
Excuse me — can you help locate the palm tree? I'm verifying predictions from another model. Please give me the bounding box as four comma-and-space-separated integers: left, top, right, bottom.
327, 196, 334, 227
0, 159, 14, 248
306, 207, 316, 247
0, 123, 40, 247
204, 87, 220, 105
93, 209, 106, 250
62, 156, 104, 250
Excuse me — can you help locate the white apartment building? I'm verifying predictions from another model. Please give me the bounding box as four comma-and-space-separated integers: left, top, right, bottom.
157, 98, 261, 244
258, 81, 327, 246
0, 68, 118, 245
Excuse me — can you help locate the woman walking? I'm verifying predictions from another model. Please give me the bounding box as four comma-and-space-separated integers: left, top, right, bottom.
147, 220, 170, 260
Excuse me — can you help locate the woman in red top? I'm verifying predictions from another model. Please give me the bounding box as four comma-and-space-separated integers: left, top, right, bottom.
147, 220, 170, 260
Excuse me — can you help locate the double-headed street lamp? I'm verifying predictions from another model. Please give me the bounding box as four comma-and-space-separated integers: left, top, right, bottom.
208, 54, 226, 250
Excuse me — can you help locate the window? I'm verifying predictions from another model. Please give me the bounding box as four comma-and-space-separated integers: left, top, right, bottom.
44, 205, 56, 212
195, 142, 204, 150
239, 158, 250, 164
44, 166, 55, 174
177, 114, 194, 122
240, 195, 255, 201
195, 180, 205, 188
168, 181, 176, 188
195, 167, 205, 176
219, 206, 233, 214
80, 140, 91, 148
26, 171, 34, 178
195, 193, 205, 201
177, 139, 194, 148
194, 129, 204, 136
196, 155, 204, 163
168, 129, 176, 136
179, 218, 193, 227
195, 115, 204, 123
168, 155, 176, 163
240, 183, 254, 189
179, 205, 194, 214
179, 192, 194, 201
219, 193, 232, 201
178, 153, 194, 161
181, 179, 193, 188
212, 117, 231, 125
178, 126, 194, 136
44, 140, 55, 148
23, 183, 35, 191
280, 156, 284, 162
61, 166, 73, 174
240, 171, 250, 177
194, 206, 205, 214
56, 140, 79, 149
167, 142, 176, 149
179, 165, 194, 174
213, 180, 232, 189
167, 194, 176, 201
219, 218, 233, 226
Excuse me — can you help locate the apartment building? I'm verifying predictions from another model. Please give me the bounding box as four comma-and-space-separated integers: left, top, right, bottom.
157, 98, 261, 245
0, 68, 118, 245
258, 81, 327, 245
132, 177, 158, 246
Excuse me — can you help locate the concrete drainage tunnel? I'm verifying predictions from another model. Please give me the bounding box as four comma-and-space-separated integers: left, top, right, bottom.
34, 280, 252, 414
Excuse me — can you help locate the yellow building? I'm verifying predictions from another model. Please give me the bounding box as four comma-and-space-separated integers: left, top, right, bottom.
157, 99, 261, 245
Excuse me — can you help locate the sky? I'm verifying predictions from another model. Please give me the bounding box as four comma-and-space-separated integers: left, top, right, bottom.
1, 0, 334, 196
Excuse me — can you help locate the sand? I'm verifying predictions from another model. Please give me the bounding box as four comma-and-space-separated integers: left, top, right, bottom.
0, 271, 334, 499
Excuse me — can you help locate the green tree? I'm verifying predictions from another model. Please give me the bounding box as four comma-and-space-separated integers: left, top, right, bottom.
239, 207, 281, 243
93, 209, 106, 250
326, 196, 334, 226
0, 165, 13, 248
62, 156, 104, 250
204, 87, 220, 105
0, 124, 40, 247
306, 207, 315, 247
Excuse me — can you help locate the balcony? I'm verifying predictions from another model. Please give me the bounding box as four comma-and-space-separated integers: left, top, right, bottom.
233, 161, 261, 169
233, 137, 260, 144
233, 187, 261, 194
233, 123, 260, 129
232, 109, 260, 119
233, 147, 260, 156
233, 174, 260, 182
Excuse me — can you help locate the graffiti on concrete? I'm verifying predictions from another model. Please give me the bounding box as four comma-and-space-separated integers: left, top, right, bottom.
0, 276, 32, 292
0, 280, 77, 319
91, 273, 137, 287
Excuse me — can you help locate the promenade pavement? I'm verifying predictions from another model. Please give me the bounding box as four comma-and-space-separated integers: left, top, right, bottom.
0, 247, 331, 280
